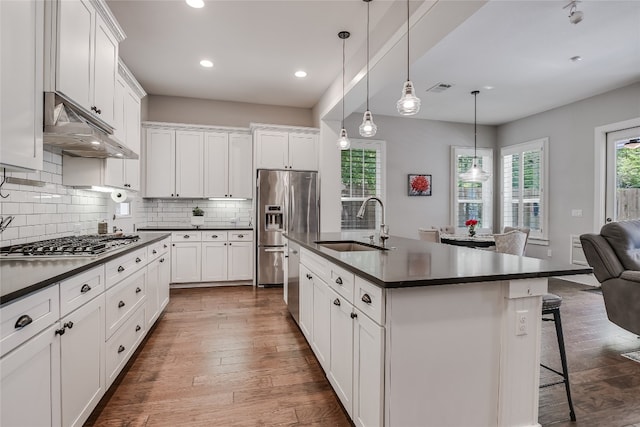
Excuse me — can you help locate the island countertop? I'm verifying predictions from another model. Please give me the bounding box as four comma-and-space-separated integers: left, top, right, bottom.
285, 232, 592, 288
0, 232, 170, 306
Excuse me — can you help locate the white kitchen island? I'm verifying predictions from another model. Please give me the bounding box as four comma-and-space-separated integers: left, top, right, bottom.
285, 233, 591, 427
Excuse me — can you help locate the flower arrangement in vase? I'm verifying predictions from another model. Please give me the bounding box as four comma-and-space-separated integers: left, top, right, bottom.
465, 219, 478, 237
191, 206, 205, 227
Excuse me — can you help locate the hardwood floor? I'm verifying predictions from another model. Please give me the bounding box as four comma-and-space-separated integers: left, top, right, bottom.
87, 280, 640, 427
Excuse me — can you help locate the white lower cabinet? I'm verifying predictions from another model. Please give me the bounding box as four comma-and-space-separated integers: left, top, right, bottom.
299, 249, 384, 427
60, 294, 106, 427
158, 255, 171, 311
146, 242, 170, 327
0, 323, 61, 427
171, 242, 202, 283
227, 241, 253, 281
106, 305, 146, 387
202, 242, 227, 282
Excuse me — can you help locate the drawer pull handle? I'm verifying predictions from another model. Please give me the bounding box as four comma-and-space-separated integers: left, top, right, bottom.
152, 249, 157, 254
14, 314, 33, 329
136, 287, 142, 294
163, 244, 167, 248
55, 328, 66, 336
212, 234, 218, 238
118, 301, 125, 308
135, 325, 141, 332
335, 277, 343, 285
361, 294, 372, 304
183, 235, 190, 239
118, 266, 125, 272
333, 298, 341, 306
80, 284, 92, 293
159, 258, 165, 263
64, 321, 74, 329
350, 312, 358, 319
238, 234, 244, 238
306, 273, 312, 280
118, 345, 125, 354
135, 257, 142, 263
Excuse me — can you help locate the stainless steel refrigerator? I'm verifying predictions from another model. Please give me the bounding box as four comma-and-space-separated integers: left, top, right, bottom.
257, 169, 319, 286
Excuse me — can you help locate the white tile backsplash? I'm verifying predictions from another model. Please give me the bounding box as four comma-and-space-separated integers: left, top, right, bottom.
137, 198, 253, 228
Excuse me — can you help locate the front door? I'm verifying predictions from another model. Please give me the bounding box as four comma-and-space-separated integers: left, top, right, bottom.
605, 126, 640, 224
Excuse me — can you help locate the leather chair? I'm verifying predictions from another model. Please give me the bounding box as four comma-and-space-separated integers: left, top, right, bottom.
580, 219, 640, 336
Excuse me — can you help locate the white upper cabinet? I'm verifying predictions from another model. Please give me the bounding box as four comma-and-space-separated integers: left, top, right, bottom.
145, 128, 176, 198
205, 132, 253, 199
254, 127, 319, 171
50, 0, 125, 127
175, 131, 204, 198
0, 0, 43, 171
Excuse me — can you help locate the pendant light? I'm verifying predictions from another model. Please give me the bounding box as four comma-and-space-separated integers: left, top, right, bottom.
359, 0, 377, 138
396, 0, 420, 115
337, 31, 351, 150
460, 90, 490, 182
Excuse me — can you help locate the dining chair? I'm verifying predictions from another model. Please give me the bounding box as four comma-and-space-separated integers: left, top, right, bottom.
493, 230, 527, 255
504, 226, 530, 245
418, 228, 440, 243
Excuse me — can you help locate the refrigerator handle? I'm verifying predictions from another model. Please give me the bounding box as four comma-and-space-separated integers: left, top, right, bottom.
289, 186, 295, 234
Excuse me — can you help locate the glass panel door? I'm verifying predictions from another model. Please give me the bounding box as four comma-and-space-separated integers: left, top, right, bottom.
605, 127, 640, 223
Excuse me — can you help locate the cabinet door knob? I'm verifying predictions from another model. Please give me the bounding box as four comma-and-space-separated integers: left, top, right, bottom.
238, 234, 244, 238
361, 294, 372, 304
350, 312, 358, 319
135, 325, 141, 332
160, 258, 165, 263
152, 249, 157, 254
14, 314, 33, 329
117, 266, 125, 272
55, 328, 66, 336
80, 284, 91, 293
333, 298, 341, 306
163, 244, 168, 248
118, 345, 126, 354
228, 243, 232, 246
171, 194, 174, 197
335, 277, 343, 285
64, 321, 74, 329
118, 301, 125, 308
229, 194, 232, 197
136, 287, 142, 294
183, 235, 190, 239
135, 257, 142, 263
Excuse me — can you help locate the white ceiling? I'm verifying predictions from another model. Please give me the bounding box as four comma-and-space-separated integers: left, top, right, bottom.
108, 0, 640, 126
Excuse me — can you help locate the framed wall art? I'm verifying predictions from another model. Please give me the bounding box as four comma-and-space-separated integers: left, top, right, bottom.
408, 174, 432, 196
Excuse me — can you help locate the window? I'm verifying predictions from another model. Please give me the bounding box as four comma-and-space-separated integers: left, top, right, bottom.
451, 147, 493, 231
500, 137, 548, 241
341, 139, 385, 230
114, 201, 131, 218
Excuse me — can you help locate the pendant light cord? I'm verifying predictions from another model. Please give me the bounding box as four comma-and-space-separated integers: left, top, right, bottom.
406, 0, 410, 82
342, 36, 346, 129
366, 0, 370, 111
472, 90, 479, 160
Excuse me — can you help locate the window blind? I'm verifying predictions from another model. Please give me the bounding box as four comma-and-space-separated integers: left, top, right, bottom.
341, 141, 383, 230
452, 147, 493, 230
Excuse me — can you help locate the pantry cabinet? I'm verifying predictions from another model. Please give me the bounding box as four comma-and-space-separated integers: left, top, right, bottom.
253, 127, 319, 171
52, 0, 124, 127
0, 0, 43, 171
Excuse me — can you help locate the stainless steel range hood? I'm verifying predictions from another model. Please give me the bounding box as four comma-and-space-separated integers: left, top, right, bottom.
43, 92, 138, 159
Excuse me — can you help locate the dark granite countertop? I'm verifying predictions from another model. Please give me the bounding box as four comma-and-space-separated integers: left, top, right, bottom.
137, 226, 253, 231
285, 232, 592, 289
0, 232, 171, 306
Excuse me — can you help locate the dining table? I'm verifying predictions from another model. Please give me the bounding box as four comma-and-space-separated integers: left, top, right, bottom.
440, 233, 496, 248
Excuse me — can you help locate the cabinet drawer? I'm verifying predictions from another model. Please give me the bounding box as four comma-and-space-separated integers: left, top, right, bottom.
202, 231, 228, 242
1, 286, 60, 357
300, 248, 329, 284
171, 232, 201, 242
105, 269, 146, 339
147, 238, 170, 261
354, 277, 385, 325
60, 265, 106, 317
329, 264, 355, 304
229, 231, 253, 242
105, 247, 148, 288
106, 304, 146, 387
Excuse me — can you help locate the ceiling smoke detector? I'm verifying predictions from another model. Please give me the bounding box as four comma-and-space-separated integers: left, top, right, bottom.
426, 83, 453, 93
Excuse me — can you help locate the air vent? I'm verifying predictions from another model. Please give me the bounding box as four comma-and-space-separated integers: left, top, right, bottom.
427, 83, 453, 93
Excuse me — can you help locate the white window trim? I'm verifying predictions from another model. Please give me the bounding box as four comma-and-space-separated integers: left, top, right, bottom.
341, 138, 386, 232
450, 146, 494, 232
500, 137, 549, 243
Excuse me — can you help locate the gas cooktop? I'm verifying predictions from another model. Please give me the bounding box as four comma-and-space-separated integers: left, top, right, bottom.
0, 234, 140, 258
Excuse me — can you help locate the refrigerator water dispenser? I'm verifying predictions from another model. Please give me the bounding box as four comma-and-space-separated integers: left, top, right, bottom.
265, 205, 283, 231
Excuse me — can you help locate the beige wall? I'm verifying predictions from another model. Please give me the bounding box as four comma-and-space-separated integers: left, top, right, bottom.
147, 95, 314, 128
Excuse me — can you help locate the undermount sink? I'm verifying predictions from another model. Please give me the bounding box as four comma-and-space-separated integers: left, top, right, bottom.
315, 241, 387, 252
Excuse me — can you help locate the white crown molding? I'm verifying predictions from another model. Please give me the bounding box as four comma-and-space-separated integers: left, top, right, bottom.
250, 122, 319, 133
142, 121, 251, 134
92, 0, 126, 42
118, 59, 147, 98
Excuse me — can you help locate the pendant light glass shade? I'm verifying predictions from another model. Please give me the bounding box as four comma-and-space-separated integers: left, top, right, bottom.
337, 128, 351, 150
359, 0, 377, 138
396, 0, 420, 116
460, 90, 490, 182
397, 81, 421, 115
337, 31, 351, 150
359, 111, 377, 137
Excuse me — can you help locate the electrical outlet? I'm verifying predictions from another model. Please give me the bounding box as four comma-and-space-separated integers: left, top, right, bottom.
547, 249, 553, 257
516, 310, 528, 336
571, 209, 583, 217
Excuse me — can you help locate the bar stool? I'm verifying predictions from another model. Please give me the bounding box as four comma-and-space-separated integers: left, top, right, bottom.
541, 293, 577, 422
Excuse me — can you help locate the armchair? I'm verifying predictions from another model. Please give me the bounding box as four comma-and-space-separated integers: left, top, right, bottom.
580, 220, 640, 336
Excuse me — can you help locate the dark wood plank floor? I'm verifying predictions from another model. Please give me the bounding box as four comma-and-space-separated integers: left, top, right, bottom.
87, 280, 640, 427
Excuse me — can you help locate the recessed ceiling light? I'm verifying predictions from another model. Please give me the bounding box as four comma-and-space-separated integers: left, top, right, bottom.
200, 59, 213, 68
294, 70, 307, 78
186, 0, 204, 8
570, 55, 583, 62
482, 85, 495, 90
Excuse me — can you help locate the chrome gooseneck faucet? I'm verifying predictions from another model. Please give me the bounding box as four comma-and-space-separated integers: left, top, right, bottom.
356, 197, 389, 243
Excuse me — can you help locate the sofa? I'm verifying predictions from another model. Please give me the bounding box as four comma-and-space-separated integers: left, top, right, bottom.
580, 220, 640, 336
